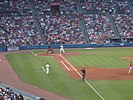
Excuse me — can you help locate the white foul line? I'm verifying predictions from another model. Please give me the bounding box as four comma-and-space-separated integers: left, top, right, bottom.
59, 54, 105, 100
61, 61, 70, 71
60, 54, 82, 77
85, 80, 105, 100
42, 67, 45, 72
59, 54, 77, 70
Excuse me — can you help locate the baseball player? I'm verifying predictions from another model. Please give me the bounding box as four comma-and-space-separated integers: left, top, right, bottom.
47, 44, 54, 54
60, 44, 65, 53
47, 44, 51, 54
45, 63, 50, 75
81, 67, 86, 81
128, 62, 133, 75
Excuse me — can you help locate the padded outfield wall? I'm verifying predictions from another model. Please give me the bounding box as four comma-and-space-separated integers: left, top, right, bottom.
0, 43, 133, 52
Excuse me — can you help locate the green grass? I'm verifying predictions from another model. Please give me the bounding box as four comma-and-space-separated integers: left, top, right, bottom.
66, 47, 133, 68
5, 52, 101, 100
90, 80, 133, 100
5, 47, 133, 100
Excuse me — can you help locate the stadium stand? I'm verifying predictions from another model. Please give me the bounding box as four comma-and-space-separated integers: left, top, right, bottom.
80, 0, 130, 15
33, 0, 84, 44
83, 14, 115, 44
0, 0, 43, 47
0, 0, 133, 46
80, 0, 133, 44
113, 14, 133, 38
0, 82, 45, 100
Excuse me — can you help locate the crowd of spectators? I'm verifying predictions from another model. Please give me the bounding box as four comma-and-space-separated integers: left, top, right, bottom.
34, 0, 84, 44
0, 0, 32, 16
113, 14, 133, 38
84, 14, 115, 44
0, 0, 133, 47
33, 0, 51, 16
81, 0, 130, 15
0, 86, 26, 100
0, 16, 43, 47
42, 15, 84, 44
0, 0, 43, 47
81, 0, 132, 44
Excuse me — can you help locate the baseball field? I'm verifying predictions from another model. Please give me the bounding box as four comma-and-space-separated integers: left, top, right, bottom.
5, 47, 133, 100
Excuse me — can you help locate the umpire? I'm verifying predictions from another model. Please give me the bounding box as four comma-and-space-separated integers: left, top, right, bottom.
47, 44, 50, 54
47, 44, 54, 54
81, 67, 86, 81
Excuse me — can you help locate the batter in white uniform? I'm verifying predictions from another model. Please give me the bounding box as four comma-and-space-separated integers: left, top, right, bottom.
60, 44, 65, 53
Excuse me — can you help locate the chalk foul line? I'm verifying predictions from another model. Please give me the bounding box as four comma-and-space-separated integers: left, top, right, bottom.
59, 54, 77, 70
59, 54, 105, 100
61, 61, 70, 71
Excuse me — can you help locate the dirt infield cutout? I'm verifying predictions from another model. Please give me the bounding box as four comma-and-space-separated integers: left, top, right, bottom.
121, 56, 133, 60
36, 53, 133, 80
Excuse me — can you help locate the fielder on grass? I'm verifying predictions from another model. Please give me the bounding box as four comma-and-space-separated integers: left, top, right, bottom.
128, 62, 133, 75
45, 63, 50, 75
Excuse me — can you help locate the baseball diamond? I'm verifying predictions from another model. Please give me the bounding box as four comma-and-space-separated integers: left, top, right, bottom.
0, 47, 133, 100
0, 0, 133, 100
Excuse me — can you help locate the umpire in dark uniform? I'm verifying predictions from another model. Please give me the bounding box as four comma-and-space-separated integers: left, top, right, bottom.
81, 67, 86, 81
47, 44, 54, 54
47, 44, 51, 54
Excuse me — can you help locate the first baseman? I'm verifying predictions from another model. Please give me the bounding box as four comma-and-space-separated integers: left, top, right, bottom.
81, 67, 86, 81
